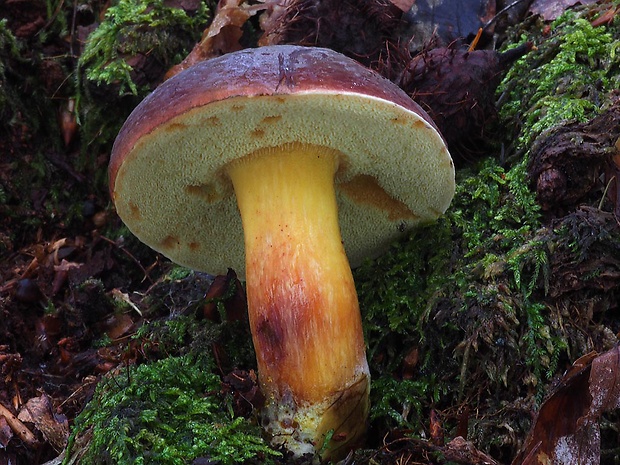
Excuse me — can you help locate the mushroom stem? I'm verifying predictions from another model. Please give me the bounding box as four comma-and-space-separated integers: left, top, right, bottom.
226, 143, 370, 459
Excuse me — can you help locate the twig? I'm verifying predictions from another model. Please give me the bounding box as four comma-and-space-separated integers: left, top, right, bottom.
0, 402, 38, 447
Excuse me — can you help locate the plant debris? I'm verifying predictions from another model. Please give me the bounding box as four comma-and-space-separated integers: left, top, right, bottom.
513, 346, 620, 465
398, 42, 532, 161
258, 0, 406, 69
529, 0, 600, 21
528, 99, 620, 215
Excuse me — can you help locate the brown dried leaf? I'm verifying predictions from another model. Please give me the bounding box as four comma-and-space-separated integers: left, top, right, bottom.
102, 313, 135, 340
166, 0, 266, 79
18, 394, 68, 452
429, 409, 444, 446
203, 274, 229, 322
203, 269, 247, 323
512, 347, 620, 465
529, 0, 599, 21
588, 347, 620, 414
442, 436, 500, 465
256, 0, 292, 46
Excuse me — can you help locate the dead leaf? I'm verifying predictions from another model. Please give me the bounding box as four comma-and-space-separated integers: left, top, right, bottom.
430, 409, 444, 446
588, 347, 620, 414
442, 436, 500, 465
590, 5, 618, 27
512, 347, 620, 465
102, 313, 135, 340
0, 402, 38, 447
18, 394, 68, 452
165, 0, 266, 79
529, 0, 599, 21
203, 269, 247, 323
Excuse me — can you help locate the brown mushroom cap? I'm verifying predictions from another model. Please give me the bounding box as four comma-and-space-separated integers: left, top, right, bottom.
109, 45, 455, 277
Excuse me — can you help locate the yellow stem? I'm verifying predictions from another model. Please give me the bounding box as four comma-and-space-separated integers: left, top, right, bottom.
227, 143, 369, 458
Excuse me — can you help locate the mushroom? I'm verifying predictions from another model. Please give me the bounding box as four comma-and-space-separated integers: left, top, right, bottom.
109, 45, 455, 460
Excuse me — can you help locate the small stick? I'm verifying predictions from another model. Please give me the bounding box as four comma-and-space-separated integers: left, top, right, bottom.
468, 28, 483, 52
0, 402, 38, 447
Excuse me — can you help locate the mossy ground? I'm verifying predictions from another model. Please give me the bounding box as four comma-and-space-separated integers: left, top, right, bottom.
0, 0, 215, 252
67, 354, 279, 465
352, 5, 620, 463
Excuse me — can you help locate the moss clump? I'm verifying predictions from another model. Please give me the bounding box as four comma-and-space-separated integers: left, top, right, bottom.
356, 7, 620, 460
0, 19, 21, 125
499, 10, 620, 150
74, 0, 213, 167
356, 157, 569, 455
132, 269, 257, 371
0, 19, 47, 137
78, 0, 212, 96
66, 354, 279, 465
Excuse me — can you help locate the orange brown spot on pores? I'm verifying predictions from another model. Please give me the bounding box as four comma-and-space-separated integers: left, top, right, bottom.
128, 202, 141, 220
391, 117, 407, 125
251, 129, 265, 138
205, 116, 221, 126
160, 235, 180, 250
185, 184, 220, 203
339, 174, 418, 221
261, 115, 282, 125
231, 104, 245, 112
165, 122, 188, 132
189, 242, 200, 251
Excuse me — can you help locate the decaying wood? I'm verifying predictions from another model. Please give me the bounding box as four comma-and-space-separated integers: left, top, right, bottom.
528, 99, 620, 213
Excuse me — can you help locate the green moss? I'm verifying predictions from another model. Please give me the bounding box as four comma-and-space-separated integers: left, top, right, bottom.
133, 314, 204, 355
78, 0, 212, 96
164, 265, 194, 282
356, 157, 568, 435
66, 354, 279, 465
75, 0, 214, 175
499, 10, 620, 150
356, 10, 620, 447
0, 19, 21, 119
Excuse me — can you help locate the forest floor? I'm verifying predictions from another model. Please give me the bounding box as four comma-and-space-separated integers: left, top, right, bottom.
1, 0, 620, 464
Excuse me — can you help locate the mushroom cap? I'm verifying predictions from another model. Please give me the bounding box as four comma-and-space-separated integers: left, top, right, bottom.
109, 45, 455, 277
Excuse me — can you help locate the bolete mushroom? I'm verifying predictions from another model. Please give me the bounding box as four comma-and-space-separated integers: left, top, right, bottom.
109, 45, 455, 460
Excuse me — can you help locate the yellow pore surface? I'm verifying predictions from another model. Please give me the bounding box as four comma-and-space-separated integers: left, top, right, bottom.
226, 143, 367, 403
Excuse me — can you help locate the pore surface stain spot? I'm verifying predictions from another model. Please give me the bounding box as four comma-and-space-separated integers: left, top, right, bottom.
160, 235, 180, 250
185, 183, 220, 202
339, 174, 418, 221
